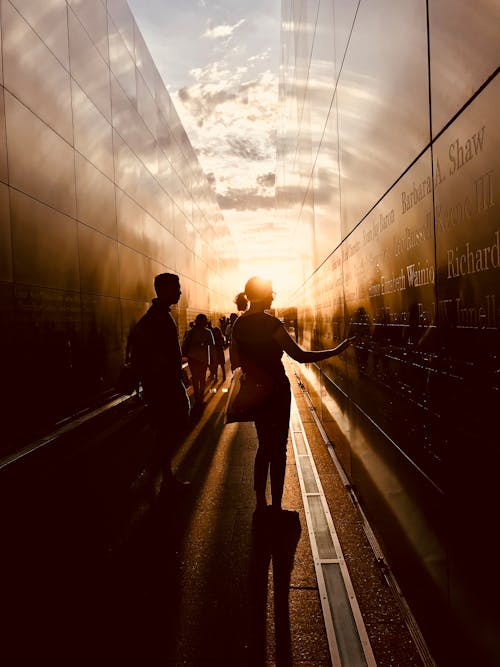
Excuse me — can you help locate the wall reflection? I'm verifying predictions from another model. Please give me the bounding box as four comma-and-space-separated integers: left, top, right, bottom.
0, 0, 237, 454
278, 1, 499, 664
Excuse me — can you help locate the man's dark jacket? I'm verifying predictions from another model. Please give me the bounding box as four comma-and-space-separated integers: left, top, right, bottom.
131, 298, 183, 399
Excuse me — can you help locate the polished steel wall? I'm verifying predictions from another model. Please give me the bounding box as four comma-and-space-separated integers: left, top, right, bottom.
0, 0, 237, 453
278, 1, 499, 663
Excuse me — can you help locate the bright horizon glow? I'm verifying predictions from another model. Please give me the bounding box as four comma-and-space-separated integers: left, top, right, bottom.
235, 258, 298, 309
222, 202, 299, 308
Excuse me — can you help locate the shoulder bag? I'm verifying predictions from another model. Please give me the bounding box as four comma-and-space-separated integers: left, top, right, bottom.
224, 367, 274, 423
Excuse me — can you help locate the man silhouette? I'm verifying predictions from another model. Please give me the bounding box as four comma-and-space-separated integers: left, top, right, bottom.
131, 273, 190, 493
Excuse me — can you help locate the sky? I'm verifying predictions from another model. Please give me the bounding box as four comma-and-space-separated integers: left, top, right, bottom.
127, 0, 291, 295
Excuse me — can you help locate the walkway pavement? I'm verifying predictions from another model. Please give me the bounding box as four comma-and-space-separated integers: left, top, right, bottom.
100, 360, 425, 665
2, 359, 426, 666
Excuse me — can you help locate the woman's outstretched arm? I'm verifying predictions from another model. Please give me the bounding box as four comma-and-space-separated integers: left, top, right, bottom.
273, 323, 355, 363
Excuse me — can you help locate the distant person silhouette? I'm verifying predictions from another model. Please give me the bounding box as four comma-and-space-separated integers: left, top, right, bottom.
130, 273, 191, 493
182, 313, 214, 404
208, 321, 226, 382
234, 291, 249, 314
219, 316, 228, 340
230, 276, 355, 512
224, 312, 238, 347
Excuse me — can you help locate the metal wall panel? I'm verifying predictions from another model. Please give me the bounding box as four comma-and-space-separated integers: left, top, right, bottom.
157, 134, 173, 186
117, 243, 151, 301
342, 150, 439, 483
308, 0, 334, 162
78, 223, 119, 297
136, 70, 158, 139
112, 127, 140, 196
120, 297, 147, 351
2, 0, 73, 142
338, 0, 429, 238
9, 0, 70, 68
155, 70, 175, 127
106, 0, 134, 57
434, 77, 498, 314
67, 0, 109, 63
429, 80, 500, 656
137, 164, 162, 222
7, 284, 83, 436
81, 293, 122, 388
142, 211, 162, 263
112, 126, 162, 221
177, 241, 195, 278
68, 7, 111, 121
115, 187, 144, 251
158, 190, 174, 235
432, 76, 499, 447
134, 22, 156, 98
10, 188, 79, 290
72, 79, 114, 179
0, 6, 3, 84
75, 153, 117, 237
0, 0, 237, 455
108, 15, 136, 105
0, 89, 7, 182
312, 103, 341, 266
429, 0, 500, 136
332, 0, 357, 75
174, 204, 189, 246
5, 91, 76, 216
278, 1, 500, 663
153, 221, 176, 270
0, 182, 12, 282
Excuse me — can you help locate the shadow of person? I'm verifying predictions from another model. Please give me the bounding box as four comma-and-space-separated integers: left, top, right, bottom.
86, 488, 190, 665
248, 509, 301, 666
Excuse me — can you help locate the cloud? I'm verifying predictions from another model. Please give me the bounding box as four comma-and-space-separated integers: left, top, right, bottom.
248, 49, 271, 63
216, 186, 275, 211
177, 85, 240, 126
202, 19, 245, 40
178, 75, 276, 128
205, 171, 216, 188
172, 59, 279, 212
239, 220, 288, 237
226, 136, 267, 161
256, 172, 275, 187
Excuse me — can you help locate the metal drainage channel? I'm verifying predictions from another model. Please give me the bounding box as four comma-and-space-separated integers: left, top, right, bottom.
289, 392, 377, 667
291, 369, 436, 667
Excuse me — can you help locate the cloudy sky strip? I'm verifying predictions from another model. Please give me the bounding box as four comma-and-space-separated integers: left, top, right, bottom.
128, 0, 289, 290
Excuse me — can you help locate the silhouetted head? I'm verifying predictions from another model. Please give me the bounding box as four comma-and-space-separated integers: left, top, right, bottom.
244, 276, 274, 307
234, 292, 248, 312
154, 273, 181, 305
194, 313, 208, 328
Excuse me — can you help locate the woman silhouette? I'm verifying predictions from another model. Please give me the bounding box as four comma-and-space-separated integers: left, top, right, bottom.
230, 276, 355, 513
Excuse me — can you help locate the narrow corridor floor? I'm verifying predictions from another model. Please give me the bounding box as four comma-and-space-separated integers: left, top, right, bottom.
56, 367, 425, 666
